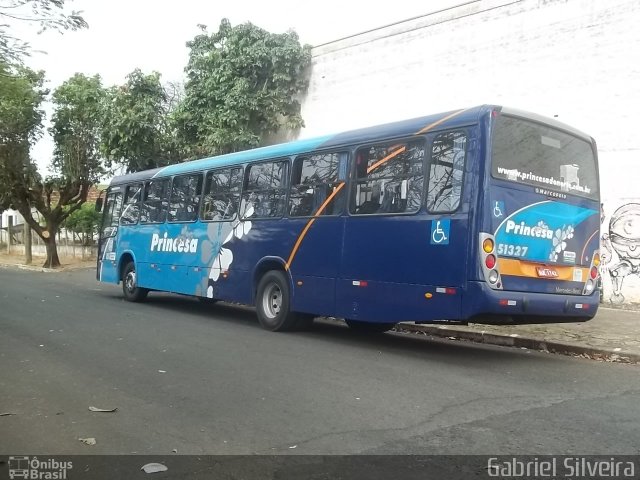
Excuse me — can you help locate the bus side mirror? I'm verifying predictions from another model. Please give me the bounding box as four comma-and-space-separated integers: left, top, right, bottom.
95, 198, 103, 212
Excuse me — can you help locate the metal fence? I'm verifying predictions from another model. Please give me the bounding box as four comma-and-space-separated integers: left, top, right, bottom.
0, 224, 98, 259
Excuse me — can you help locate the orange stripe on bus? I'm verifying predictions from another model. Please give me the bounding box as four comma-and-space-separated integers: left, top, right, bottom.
416, 108, 470, 135
367, 146, 406, 174
498, 258, 588, 281
580, 229, 599, 264
286, 108, 469, 272
285, 182, 346, 271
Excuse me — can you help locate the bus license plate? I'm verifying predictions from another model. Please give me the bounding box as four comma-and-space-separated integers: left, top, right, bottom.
536, 267, 559, 278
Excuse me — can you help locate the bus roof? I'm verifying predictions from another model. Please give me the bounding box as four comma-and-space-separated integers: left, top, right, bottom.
110, 105, 489, 186
109, 104, 590, 186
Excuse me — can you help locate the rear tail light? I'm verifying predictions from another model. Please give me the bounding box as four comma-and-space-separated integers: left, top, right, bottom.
479, 233, 502, 290
583, 249, 600, 296
584, 280, 595, 294
482, 238, 494, 253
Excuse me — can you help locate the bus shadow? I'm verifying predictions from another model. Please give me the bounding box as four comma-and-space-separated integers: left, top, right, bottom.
305, 319, 548, 366
132, 293, 556, 366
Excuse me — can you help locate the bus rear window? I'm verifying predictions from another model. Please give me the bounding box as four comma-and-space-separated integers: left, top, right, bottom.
491, 115, 598, 199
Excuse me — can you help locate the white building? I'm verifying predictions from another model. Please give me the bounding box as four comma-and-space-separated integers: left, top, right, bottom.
0, 209, 24, 245
297, 0, 640, 304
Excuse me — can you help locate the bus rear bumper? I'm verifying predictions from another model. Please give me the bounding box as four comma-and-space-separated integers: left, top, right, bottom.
463, 281, 599, 325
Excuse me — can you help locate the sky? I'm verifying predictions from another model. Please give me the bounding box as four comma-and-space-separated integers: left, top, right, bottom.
9, 0, 464, 174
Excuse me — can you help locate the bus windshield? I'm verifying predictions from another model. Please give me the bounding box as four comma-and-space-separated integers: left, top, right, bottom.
491, 115, 598, 199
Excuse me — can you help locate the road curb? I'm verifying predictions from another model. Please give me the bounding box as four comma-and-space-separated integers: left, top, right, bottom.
396, 322, 640, 364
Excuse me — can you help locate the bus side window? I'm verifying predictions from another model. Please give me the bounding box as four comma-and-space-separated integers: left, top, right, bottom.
141, 179, 169, 224
289, 152, 345, 217
350, 140, 424, 215
426, 131, 467, 213
201, 167, 242, 221
241, 160, 287, 219
168, 174, 203, 223
102, 189, 122, 234
121, 183, 142, 225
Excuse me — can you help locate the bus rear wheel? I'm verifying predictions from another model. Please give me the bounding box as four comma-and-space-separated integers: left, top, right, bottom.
122, 261, 149, 302
345, 319, 395, 333
256, 270, 300, 332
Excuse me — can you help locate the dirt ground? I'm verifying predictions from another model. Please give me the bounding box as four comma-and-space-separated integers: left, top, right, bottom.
0, 252, 95, 269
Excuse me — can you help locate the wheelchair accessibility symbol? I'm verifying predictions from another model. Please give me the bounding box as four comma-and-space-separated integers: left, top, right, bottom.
493, 200, 505, 218
430, 219, 450, 245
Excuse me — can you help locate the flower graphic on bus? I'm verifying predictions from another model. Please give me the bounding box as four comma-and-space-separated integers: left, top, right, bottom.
209, 247, 233, 284
205, 202, 254, 298
232, 209, 253, 239
549, 225, 574, 262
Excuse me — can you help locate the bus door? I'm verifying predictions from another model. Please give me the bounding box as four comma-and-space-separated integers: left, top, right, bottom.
148, 174, 203, 295
97, 186, 122, 283
337, 131, 473, 322
284, 152, 347, 316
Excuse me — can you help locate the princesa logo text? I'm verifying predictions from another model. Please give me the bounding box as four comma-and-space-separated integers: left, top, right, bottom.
505, 220, 553, 240
150, 233, 199, 253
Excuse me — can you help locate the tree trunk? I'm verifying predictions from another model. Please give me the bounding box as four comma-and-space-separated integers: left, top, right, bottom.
43, 234, 61, 268
24, 223, 32, 265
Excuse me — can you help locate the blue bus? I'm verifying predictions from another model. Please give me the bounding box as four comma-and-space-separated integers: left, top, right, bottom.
96, 105, 601, 332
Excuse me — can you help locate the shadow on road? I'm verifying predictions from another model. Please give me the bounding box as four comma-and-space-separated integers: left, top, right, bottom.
97, 291, 558, 367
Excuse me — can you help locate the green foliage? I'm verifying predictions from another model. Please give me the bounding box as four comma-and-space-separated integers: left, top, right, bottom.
0, 61, 46, 145
0, 67, 105, 267
0, 0, 88, 63
0, 18, 312, 265
101, 69, 179, 173
173, 18, 312, 158
0, 60, 46, 213
63, 201, 100, 243
50, 72, 105, 183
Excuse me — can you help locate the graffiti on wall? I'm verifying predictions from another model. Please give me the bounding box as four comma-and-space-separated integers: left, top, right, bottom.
600, 202, 640, 304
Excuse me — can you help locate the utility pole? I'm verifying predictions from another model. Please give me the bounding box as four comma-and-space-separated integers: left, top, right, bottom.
23, 163, 33, 264
7, 216, 13, 254
24, 212, 32, 264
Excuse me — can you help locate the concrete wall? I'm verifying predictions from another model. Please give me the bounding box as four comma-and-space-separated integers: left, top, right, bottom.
297, 0, 640, 304
4, 243, 97, 260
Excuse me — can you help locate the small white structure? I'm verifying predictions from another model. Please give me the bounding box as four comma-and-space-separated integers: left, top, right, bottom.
0, 209, 24, 245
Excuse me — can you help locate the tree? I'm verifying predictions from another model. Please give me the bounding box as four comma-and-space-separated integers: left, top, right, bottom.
101, 69, 179, 173
0, 60, 46, 263
172, 19, 312, 159
33, 72, 105, 266
0, 0, 88, 63
1, 71, 105, 267
63, 200, 99, 245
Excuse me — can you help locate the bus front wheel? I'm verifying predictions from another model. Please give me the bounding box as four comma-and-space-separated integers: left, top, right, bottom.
256, 270, 299, 332
345, 319, 395, 334
122, 261, 149, 302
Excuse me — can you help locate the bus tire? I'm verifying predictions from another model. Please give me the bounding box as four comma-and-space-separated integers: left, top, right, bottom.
256, 270, 298, 331
345, 319, 395, 333
122, 261, 149, 302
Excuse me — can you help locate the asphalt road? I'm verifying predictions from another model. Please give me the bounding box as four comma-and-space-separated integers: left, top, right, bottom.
1, 266, 639, 456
